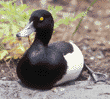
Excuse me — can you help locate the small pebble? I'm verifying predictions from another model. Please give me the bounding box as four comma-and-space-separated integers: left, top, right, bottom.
60, 88, 65, 91
96, 51, 104, 59
105, 25, 110, 29
90, 56, 95, 60
85, 86, 93, 89
14, 93, 18, 98
94, 21, 101, 26
1, 77, 6, 80
88, 49, 92, 53
51, 88, 58, 93
84, 26, 89, 29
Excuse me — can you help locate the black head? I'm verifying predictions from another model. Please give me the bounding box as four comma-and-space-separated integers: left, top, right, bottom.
16, 10, 54, 45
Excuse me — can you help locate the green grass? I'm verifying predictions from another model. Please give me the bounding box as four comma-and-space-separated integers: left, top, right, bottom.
0, 0, 97, 61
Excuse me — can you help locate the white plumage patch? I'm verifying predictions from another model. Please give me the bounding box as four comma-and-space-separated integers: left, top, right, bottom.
55, 40, 84, 85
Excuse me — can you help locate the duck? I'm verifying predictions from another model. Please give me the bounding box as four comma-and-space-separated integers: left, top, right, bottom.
16, 10, 107, 90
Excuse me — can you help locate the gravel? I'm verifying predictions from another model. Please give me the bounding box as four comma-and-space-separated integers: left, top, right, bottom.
0, 80, 110, 99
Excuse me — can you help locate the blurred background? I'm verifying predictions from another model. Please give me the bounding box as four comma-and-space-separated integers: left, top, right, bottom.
0, 0, 110, 82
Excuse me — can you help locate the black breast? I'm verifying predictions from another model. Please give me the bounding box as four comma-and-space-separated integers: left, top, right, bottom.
17, 47, 67, 89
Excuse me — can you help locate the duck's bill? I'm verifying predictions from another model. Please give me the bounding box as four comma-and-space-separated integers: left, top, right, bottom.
16, 21, 35, 37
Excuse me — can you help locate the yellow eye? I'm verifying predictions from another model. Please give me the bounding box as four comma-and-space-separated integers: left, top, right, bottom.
40, 17, 44, 21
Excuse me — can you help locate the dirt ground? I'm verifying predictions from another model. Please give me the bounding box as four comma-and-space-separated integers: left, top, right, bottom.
0, 0, 110, 83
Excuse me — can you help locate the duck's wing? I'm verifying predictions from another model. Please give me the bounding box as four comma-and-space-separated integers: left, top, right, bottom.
49, 41, 84, 85
48, 41, 74, 55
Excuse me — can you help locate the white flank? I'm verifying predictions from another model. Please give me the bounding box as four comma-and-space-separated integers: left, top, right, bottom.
55, 40, 84, 85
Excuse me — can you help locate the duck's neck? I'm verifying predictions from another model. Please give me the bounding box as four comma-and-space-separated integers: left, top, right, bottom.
34, 28, 53, 46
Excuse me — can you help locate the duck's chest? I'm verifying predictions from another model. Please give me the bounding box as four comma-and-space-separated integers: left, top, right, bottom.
27, 47, 67, 67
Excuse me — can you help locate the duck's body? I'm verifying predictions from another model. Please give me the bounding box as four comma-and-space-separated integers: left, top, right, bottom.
17, 40, 83, 89
17, 41, 67, 89
16, 10, 107, 89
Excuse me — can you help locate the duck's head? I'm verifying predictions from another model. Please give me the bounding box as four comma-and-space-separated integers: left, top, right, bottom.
16, 10, 54, 45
